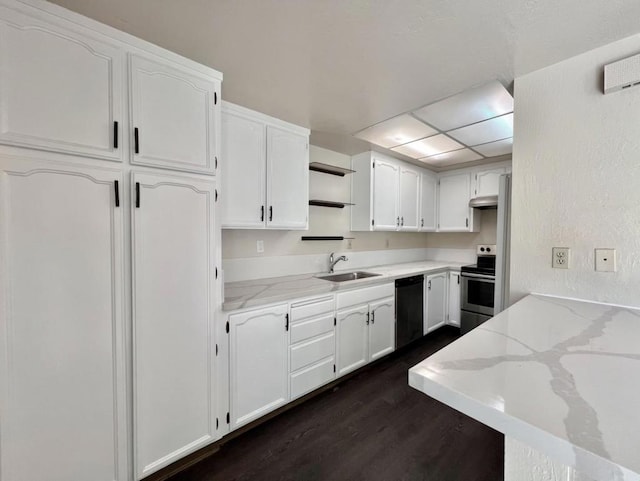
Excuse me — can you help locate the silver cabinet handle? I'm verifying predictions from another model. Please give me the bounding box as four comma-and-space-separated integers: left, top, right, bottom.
428, 280, 431, 290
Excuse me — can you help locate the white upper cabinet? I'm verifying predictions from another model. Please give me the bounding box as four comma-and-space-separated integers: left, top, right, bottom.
474, 166, 507, 197
438, 172, 478, 232
221, 102, 309, 230
372, 157, 400, 230
0, 6, 124, 161
267, 126, 309, 229
0, 158, 127, 481
425, 272, 448, 334
132, 171, 217, 478
220, 109, 266, 228
419, 171, 437, 232
130, 54, 219, 174
398, 165, 420, 231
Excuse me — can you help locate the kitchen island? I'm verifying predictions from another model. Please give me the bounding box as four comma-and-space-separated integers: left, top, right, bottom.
409, 294, 640, 481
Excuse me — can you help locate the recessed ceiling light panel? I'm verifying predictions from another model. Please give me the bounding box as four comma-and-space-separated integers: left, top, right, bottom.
354, 114, 437, 148
412, 80, 513, 131
391, 134, 463, 159
447, 113, 513, 146
420, 148, 483, 167
473, 138, 513, 157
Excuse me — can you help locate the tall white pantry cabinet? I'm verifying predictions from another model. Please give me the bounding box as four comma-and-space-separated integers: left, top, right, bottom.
0, 1, 223, 480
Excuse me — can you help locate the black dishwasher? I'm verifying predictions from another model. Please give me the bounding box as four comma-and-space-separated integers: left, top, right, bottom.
395, 275, 424, 349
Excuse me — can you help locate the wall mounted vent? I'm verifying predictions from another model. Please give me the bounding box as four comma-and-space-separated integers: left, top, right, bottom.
604, 53, 640, 94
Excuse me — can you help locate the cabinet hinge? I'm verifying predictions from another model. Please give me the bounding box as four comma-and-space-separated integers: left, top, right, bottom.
216, 418, 219, 429
225, 321, 229, 333
226, 412, 230, 424
214, 92, 218, 105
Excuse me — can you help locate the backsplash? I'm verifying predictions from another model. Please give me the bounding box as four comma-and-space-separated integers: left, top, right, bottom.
222, 247, 477, 282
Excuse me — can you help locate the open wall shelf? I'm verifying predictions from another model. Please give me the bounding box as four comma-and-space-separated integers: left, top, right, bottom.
301, 236, 355, 241
309, 200, 354, 208
309, 162, 355, 177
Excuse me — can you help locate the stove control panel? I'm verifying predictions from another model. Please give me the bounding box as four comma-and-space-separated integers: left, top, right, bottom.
477, 244, 497, 255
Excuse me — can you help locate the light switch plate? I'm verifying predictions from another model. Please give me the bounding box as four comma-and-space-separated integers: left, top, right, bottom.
595, 248, 616, 272
257, 240, 264, 253
552, 247, 570, 269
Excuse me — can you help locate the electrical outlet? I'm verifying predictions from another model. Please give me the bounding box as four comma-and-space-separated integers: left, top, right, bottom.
595, 248, 616, 272
552, 247, 570, 269
257, 240, 264, 253
347, 239, 353, 249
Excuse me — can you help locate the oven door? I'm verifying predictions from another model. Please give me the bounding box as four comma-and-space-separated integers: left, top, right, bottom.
461, 273, 495, 316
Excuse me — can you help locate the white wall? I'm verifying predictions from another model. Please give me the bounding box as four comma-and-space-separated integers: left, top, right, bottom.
510, 34, 640, 307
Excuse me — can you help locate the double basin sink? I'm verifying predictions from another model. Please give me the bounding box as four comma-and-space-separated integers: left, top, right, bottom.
316, 271, 381, 282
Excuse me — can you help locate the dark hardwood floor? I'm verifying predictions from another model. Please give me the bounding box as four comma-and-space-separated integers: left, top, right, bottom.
170, 327, 504, 481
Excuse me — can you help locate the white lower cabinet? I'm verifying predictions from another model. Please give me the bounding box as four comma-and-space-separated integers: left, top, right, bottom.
336, 284, 396, 376
368, 297, 395, 360
425, 272, 448, 333
336, 304, 370, 376
289, 296, 336, 400
448, 271, 461, 327
0, 159, 128, 481
132, 171, 217, 479
229, 304, 289, 430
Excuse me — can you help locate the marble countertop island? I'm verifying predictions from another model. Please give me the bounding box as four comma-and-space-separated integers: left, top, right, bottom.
409, 294, 640, 481
224, 260, 465, 311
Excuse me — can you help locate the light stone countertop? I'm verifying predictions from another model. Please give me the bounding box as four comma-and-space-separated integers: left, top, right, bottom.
409, 294, 640, 481
223, 260, 465, 311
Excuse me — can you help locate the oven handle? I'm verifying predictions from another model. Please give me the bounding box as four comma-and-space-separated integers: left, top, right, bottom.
461, 272, 495, 282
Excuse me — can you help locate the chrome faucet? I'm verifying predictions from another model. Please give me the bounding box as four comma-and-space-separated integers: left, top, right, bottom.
329, 252, 348, 273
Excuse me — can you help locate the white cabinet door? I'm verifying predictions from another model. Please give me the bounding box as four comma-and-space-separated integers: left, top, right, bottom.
336, 305, 369, 376
221, 110, 266, 228
130, 54, 218, 174
372, 157, 400, 231
0, 159, 127, 481
419, 171, 437, 231
474, 167, 506, 197
266, 126, 309, 229
369, 297, 395, 361
132, 172, 217, 478
230, 304, 289, 429
448, 272, 461, 327
425, 273, 448, 333
0, 7, 124, 161
399, 166, 420, 231
438, 173, 471, 231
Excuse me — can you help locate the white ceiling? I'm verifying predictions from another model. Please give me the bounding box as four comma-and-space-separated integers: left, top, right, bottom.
50, 0, 640, 161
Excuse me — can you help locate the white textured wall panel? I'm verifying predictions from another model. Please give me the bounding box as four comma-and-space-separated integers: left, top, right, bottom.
511, 33, 640, 307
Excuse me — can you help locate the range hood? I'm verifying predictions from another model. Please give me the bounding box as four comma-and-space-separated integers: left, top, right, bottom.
469, 195, 498, 209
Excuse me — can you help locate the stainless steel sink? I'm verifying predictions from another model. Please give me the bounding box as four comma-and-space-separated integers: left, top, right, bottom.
316, 271, 381, 282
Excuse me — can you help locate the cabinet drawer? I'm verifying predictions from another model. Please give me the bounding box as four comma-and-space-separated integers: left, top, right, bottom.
336, 283, 394, 310
290, 357, 335, 400
290, 296, 335, 322
290, 332, 335, 372
290, 313, 334, 344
